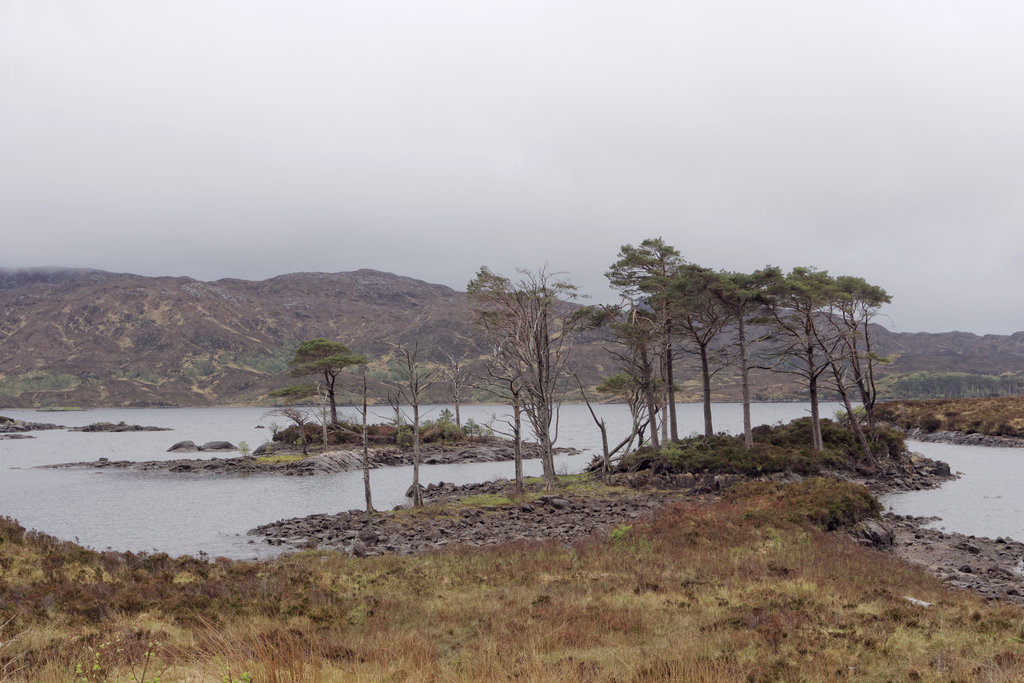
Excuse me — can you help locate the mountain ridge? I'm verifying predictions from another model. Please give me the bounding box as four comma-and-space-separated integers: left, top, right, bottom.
1, 267, 1021, 408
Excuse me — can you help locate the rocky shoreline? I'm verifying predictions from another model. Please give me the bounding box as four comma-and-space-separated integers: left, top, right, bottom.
246, 448, 952, 556
250, 478, 685, 556
886, 513, 1024, 606
42, 441, 573, 475
904, 427, 1024, 448
0, 418, 64, 437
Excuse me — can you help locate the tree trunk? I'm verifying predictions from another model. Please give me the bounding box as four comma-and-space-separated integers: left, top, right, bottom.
666, 345, 678, 442
412, 401, 423, 507
361, 372, 374, 513
325, 372, 339, 425
513, 391, 524, 495
700, 343, 713, 438
642, 347, 660, 450
809, 371, 823, 453
833, 364, 877, 467
738, 314, 753, 449
863, 324, 879, 432
321, 392, 328, 450
659, 373, 669, 447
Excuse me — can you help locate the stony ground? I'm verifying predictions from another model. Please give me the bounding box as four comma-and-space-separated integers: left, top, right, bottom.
250, 478, 688, 556
904, 428, 1024, 448
886, 514, 1024, 606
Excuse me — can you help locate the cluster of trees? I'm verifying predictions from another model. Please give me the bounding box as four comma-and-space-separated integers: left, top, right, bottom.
598, 238, 891, 466
464, 237, 892, 486
270, 236, 893, 507
888, 371, 1024, 399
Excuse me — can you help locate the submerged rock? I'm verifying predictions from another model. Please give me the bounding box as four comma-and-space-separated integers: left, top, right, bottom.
200, 440, 236, 451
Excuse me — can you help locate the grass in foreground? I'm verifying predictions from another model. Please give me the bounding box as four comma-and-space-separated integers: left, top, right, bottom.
1, 478, 1023, 681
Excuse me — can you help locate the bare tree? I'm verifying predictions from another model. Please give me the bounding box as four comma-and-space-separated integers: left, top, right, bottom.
394, 341, 437, 507
593, 303, 662, 450
481, 366, 526, 494
595, 372, 652, 459
468, 266, 586, 490
356, 365, 374, 512
265, 406, 314, 455
441, 350, 473, 430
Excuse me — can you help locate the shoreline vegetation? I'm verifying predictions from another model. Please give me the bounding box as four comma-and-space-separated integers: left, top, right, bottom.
3, 401, 1024, 678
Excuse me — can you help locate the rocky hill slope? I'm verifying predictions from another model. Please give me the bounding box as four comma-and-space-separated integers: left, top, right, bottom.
1, 267, 1021, 408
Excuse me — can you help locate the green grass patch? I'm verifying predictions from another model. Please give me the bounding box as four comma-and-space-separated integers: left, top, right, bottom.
0, 371, 79, 397
255, 454, 306, 464
456, 493, 518, 507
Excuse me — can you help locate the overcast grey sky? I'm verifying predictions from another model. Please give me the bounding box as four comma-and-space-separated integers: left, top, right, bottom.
2, 2, 1022, 335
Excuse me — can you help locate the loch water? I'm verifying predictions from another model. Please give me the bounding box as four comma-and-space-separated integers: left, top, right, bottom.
1, 401, 1014, 558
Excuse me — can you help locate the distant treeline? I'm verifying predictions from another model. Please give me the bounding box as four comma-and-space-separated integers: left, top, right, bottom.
886, 372, 1024, 399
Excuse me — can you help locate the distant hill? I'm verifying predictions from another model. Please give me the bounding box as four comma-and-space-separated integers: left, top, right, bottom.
0, 267, 1021, 408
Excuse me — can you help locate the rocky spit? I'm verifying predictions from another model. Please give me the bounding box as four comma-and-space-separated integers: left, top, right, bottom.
0, 418, 64, 438
71, 422, 172, 432
247, 448, 949, 557
43, 441, 572, 475
250, 478, 684, 557
904, 428, 1024, 449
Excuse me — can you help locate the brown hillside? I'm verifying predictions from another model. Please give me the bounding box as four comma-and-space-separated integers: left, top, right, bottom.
1, 268, 1022, 408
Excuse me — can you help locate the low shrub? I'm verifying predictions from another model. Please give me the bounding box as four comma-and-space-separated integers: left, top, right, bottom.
725, 477, 882, 530
617, 418, 896, 476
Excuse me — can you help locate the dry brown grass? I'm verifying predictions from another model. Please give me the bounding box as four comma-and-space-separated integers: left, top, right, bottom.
875, 396, 1024, 437
3, 478, 1024, 681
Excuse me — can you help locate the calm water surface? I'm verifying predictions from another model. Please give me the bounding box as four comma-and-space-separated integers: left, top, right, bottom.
880, 440, 1024, 541
0, 402, 836, 558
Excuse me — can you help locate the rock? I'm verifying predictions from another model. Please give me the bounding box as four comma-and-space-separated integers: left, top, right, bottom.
850, 519, 895, 549
167, 440, 199, 452
200, 441, 236, 451
351, 538, 367, 557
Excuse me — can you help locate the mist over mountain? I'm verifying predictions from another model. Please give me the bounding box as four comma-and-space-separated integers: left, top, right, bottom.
1, 268, 1021, 409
